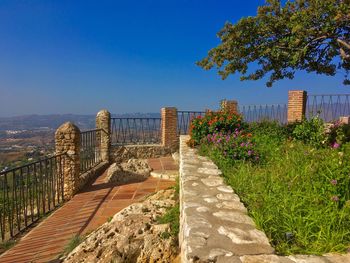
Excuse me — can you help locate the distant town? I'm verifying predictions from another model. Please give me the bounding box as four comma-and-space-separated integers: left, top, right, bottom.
0, 113, 160, 172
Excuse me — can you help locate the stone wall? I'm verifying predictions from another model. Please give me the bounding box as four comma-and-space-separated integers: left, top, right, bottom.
179, 135, 273, 262
110, 145, 173, 163
77, 161, 109, 190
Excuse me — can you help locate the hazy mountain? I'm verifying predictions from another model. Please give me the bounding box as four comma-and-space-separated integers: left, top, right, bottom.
0, 113, 161, 131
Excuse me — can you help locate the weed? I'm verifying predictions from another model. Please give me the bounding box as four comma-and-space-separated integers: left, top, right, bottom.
64, 235, 83, 255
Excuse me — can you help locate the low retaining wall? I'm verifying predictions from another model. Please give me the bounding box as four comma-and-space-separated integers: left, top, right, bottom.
110, 145, 173, 163
179, 135, 350, 263
179, 136, 273, 262
78, 161, 109, 191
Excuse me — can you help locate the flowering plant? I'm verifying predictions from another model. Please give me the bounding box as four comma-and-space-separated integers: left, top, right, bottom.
189, 110, 245, 145
206, 129, 259, 162
326, 121, 350, 148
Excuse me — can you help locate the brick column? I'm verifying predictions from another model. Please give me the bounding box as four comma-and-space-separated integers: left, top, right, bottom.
161, 107, 178, 148
220, 99, 238, 114
288, 90, 307, 123
96, 109, 111, 163
55, 122, 81, 200
339, 116, 350, 125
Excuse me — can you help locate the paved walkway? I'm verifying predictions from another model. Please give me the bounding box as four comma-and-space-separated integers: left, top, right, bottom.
0, 158, 177, 263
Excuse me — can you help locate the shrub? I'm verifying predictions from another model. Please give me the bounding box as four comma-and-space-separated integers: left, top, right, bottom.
292, 116, 326, 147
327, 121, 350, 147
205, 130, 259, 162
189, 110, 245, 145
248, 120, 292, 141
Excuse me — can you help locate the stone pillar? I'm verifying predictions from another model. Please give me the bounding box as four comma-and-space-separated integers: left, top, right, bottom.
55, 122, 81, 200
220, 99, 238, 114
288, 90, 307, 123
161, 107, 178, 148
96, 109, 111, 163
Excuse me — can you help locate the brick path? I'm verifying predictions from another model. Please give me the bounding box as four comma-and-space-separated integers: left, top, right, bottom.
0, 158, 177, 263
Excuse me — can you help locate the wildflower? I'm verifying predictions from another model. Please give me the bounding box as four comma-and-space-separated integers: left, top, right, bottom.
330, 179, 337, 185
331, 195, 339, 202
332, 142, 340, 149
248, 150, 252, 156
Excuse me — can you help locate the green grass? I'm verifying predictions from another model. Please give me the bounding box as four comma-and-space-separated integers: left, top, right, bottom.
157, 178, 180, 240
200, 126, 350, 255
63, 235, 83, 255
0, 240, 16, 254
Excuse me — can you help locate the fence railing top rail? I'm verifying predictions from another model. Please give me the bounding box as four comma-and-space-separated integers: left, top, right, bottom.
0, 152, 67, 176
177, 111, 206, 113
307, 94, 350, 97
80, 128, 102, 133
111, 117, 161, 120
240, 103, 287, 107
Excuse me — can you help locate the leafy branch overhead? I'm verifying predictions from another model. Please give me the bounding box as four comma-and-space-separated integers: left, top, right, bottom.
197, 0, 350, 87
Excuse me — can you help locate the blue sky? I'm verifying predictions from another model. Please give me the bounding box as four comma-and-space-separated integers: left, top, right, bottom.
0, 0, 348, 117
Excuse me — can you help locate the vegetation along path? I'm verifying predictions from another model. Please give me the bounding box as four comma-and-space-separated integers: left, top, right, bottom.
0, 158, 176, 263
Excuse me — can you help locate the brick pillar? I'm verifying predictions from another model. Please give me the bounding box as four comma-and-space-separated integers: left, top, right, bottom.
288, 90, 307, 123
161, 107, 178, 148
339, 116, 350, 125
220, 99, 238, 114
96, 109, 111, 163
55, 122, 81, 200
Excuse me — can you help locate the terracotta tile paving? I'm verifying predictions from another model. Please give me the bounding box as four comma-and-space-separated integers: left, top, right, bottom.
0, 157, 177, 263
148, 156, 178, 173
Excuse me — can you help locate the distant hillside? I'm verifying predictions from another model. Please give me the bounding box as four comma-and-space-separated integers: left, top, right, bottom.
0, 113, 160, 131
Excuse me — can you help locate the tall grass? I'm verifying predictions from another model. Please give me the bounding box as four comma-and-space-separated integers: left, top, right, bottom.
200, 124, 350, 255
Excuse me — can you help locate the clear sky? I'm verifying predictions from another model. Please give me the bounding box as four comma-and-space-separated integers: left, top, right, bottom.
0, 0, 348, 117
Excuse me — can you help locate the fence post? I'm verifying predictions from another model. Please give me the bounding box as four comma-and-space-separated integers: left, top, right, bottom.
339, 116, 350, 125
220, 99, 238, 113
161, 107, 178, 149
288, 90, 307, 123
55, 122, 81, 200
96, 109, 111, 163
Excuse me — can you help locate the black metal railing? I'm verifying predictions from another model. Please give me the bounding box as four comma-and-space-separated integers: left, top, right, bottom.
177, 111, 206, 135
306, 94, 350, 122
0, 154, 66, 241
80, 129, 102, 173
111, 118, 162, 145
239, 104, 288, 124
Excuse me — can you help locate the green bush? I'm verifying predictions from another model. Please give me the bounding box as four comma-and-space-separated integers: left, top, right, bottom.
327, 121, 350, 147
292, 116, 326, 147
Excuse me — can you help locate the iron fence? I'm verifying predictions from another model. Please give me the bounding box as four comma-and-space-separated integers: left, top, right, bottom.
80, 129, 102, 173
239, 104, 288, 124
111, 118, 162, 145
177, 111, 206, 135
0, 154, 66, 241
306, 94, 350, 122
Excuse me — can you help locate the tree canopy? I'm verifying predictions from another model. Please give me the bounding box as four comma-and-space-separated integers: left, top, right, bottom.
198, 0, 350, 87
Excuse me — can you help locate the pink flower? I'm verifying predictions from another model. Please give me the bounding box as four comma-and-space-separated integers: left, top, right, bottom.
330, 179, 337, 185
332, 142, 340, 149
331, 195, 339, 202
